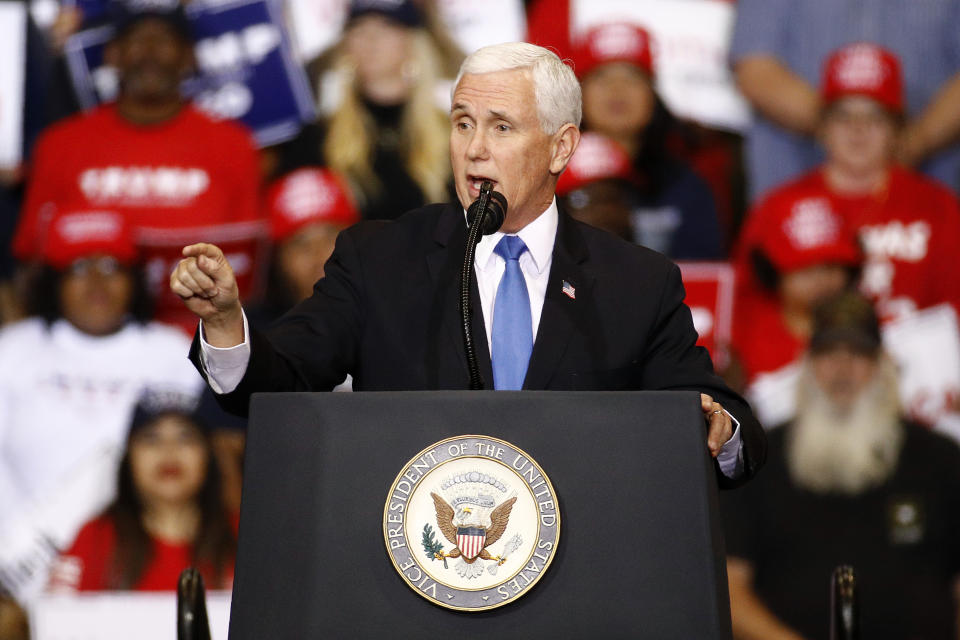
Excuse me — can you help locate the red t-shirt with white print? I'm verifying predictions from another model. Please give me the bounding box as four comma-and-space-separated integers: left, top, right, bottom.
736, 167, 960, 325
14, 103, 267, 334
830, 166, 960, 323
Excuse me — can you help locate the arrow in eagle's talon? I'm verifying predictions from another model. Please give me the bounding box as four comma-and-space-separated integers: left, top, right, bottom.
497, 533, 523, 567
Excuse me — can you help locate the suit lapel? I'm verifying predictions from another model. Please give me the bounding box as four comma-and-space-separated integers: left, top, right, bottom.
523, 209, 593, 390
426, 206, 494, 388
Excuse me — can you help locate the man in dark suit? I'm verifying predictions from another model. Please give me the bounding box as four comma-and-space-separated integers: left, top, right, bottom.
170, 42, 765, 486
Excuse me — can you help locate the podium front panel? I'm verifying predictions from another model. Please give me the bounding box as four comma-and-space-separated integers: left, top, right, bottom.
231, 391, 731, 639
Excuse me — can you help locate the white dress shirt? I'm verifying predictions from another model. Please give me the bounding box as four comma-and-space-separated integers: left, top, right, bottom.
200, 198, 742, 477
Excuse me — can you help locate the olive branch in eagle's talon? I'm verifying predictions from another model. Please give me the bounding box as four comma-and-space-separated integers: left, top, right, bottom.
421, 524, 448, 568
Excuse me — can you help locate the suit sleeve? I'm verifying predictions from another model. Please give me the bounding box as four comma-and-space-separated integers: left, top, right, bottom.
639, 262, 767, 487
190, 226, 365, 416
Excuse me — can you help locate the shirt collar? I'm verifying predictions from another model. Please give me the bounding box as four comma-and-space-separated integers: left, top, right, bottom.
470, 198, 558, 275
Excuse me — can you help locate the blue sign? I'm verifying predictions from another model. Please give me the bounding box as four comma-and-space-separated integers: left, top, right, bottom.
63, 0, 315, 147
62, 0, 110, 23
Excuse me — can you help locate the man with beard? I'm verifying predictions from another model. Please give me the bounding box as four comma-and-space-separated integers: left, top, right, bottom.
722, 292, 960, 640
13, 0, 263, 333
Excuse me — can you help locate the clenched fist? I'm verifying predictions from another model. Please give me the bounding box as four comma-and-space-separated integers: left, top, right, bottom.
170, 243, 244, 346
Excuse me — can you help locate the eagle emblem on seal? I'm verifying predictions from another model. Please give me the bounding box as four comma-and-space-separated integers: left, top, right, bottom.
430, 492, 516, 564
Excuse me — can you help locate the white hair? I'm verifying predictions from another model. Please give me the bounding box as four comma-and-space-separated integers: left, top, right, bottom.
453, 42, 582, 134
787, 354, 903, 495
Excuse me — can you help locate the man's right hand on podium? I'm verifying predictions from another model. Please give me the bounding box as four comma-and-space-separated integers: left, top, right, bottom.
170, 243, 245, 347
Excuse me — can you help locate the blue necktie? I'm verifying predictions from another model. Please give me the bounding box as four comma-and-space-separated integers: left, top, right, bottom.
491, 235, 533, 390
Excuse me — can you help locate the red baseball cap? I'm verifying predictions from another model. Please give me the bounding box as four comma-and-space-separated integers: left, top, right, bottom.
821, 42, 904, 114
754, 195, 861, 273
42, 209, 137, 270
556, 132, 634, 196
266, 168, 360, 242
573, 23, 654, 80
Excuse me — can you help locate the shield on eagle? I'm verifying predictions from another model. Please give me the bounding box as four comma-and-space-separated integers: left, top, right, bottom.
456, 526, 487, 560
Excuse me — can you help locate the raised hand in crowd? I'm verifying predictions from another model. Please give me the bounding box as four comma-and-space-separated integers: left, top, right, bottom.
48, 6, 83, 53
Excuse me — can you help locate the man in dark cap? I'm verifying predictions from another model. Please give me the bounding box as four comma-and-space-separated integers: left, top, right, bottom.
722, 292, 960, 639
13, 0, 263, 334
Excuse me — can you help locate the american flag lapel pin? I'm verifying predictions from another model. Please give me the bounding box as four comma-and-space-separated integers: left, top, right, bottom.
562, 280, 576, 300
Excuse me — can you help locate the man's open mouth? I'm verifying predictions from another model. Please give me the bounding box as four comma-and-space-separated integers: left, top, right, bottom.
468, 176, 497, 193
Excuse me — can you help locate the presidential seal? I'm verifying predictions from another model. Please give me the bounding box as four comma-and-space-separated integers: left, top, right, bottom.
383, 435, 560, 611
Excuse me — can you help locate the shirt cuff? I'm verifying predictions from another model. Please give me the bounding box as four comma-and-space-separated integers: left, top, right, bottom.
716, 410, 743, 479
198, 311, 251, 394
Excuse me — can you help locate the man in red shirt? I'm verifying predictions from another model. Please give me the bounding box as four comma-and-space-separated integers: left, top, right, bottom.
738, 43, 960, 326
13, 0, 265, 333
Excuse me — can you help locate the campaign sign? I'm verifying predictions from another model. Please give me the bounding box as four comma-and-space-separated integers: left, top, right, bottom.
63, 0, 315, 147
185, 0, 315, 146
677, 261, 735, 370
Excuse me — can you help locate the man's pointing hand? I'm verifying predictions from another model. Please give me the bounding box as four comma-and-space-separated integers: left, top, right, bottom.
170, 243, 244, 347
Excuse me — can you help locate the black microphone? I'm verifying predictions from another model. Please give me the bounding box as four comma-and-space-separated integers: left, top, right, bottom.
461, 181, 509, 389
466, 183, 507, 237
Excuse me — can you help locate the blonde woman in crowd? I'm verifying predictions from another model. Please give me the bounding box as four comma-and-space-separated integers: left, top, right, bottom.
276, 0, 456, 220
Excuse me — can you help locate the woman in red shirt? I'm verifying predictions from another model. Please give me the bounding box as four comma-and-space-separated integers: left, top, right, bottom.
50, 391, 236, 591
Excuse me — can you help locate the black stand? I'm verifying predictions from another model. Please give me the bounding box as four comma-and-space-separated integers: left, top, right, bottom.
460, 191, 489, 389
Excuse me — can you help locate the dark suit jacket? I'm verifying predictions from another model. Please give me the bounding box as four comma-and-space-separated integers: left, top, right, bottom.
191, 202, 766, 485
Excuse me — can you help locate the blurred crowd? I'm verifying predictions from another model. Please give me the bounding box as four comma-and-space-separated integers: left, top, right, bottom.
1, 0, 960, 638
